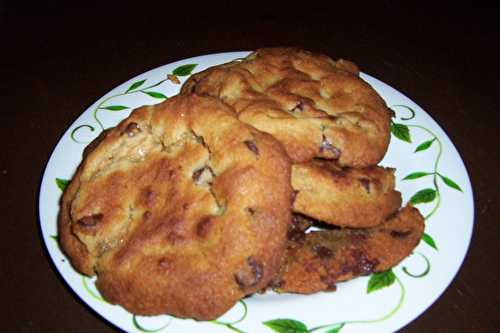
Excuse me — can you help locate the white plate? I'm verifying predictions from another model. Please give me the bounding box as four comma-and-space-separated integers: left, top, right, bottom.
39, 52, 474, 333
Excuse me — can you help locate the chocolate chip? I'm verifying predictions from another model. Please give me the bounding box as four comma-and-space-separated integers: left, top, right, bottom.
76, 213, 103, 227
390, 230, 413, 238
319, 134, 341, 158
349, 232, 368, 243
122, 122, 141, 137
287, 228, 306, 244
356, 257, 379, 275
196, 216, 213, 238
187, 78, 199, 93
244, 140, 259, 155
320, 275, 337, 291
246, 207, 256, 215
189, 83, 197, 93
291, 101, 304, 112
192, 166, 215, 185
350, 250, 379, 275
291, 214, 314, 231
359, 178, 371, 193
143, 211, 152, 220
234, 257, 263, 289
385, 210, 400, 221
192, 168, 205, 182
268, 279, 283, 289
167, 232, 184, 244
313, 245, 334, 259
158, 258, 170, 269
144, 190, 156, 205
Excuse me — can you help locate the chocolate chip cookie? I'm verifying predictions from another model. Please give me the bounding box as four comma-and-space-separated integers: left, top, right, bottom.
292, 159, 402, 228
59, 94, 292, 320
182, 48, 392, 167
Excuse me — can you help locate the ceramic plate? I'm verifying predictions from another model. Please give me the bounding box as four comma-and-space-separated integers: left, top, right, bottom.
39, 52, 474, 333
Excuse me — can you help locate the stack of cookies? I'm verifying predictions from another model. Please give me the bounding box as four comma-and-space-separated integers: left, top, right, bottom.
58, 48, 424, 320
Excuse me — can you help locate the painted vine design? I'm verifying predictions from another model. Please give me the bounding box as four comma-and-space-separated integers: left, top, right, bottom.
70, 63, 197, 143
50, 63, 464, 332
390, 104, 463, 251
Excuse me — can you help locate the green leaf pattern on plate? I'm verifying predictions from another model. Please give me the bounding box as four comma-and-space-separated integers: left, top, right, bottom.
126, 79, 147, 93
414, 138, 436, 152
410, 188, 437, 205
438, 174, 463, 192
421, 233, 438, 250
264, 277, 406, 333
402, 171, 432, 180
55, 178, 70, 191
142, 91, 168, 99
133, 314, 171, 333
100, 105, 129, 111
402, 252, 431, 278
172, 63, 197, 76
367, 269, 396, 294
263, 319, 308, 333
70, 63, 199, 142
390, 122, 411, 143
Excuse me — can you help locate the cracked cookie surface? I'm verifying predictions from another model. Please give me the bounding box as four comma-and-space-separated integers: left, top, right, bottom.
181, 47, 392, 167
58, 94, 292, 320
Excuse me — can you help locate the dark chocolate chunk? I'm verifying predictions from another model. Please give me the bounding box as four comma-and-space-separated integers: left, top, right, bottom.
244, 140, 259, 155
287, 228, 306, 244
358, 178, 371, 193
158, 258, 170, 269
143, 211, 152, 220
76, 213, 103, 227
313, 245, 334, 259
320, 275, 337, 291
234, 257, 264, 289
192, 168, 205, 182
196, 216, 213, 238
122, 122, 141, 137
291, 101, 304, 112
192, 166, 215, 184
390, 230, 413, 238
350, 250, 379, 275
319, 134, 341, 158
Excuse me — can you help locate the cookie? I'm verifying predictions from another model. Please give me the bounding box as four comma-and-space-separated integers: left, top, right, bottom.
58, 94, 292, 320
182, 48, 392, 167
273, 205, 424, 294
292, 159, 402, 228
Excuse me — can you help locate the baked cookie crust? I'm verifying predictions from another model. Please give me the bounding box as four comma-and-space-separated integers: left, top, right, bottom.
58, 94, 292, 320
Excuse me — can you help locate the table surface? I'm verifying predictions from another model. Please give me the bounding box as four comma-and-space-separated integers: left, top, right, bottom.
2, 2, 498, 332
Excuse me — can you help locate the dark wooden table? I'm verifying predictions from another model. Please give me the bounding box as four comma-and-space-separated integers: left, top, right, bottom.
3, 2, 498, 332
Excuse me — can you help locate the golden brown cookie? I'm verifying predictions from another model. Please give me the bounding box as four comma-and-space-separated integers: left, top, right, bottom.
58, 94, 292, 320
292, 159, 402, 228
273, 205, 424, 294
181, 48, 392, 167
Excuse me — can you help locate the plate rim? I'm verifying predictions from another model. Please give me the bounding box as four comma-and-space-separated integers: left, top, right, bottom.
38, 51, 475, 333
